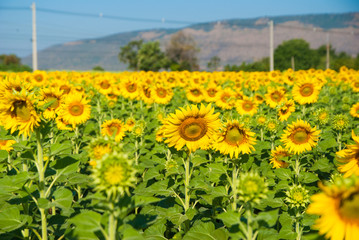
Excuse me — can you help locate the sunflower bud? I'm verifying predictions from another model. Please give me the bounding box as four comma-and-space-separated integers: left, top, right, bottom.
285, 184, 310, 208
237, 172, 268, 204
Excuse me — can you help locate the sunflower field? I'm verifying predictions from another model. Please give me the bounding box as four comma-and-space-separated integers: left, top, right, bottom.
0, 68, 359, 240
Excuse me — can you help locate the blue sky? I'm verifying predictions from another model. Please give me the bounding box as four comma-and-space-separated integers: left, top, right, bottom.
1, 0, 359, 57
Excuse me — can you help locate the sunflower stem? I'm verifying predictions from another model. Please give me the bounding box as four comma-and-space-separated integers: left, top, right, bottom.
246, 207, 254, 240
294, 155, 301, 184
337, 131, 342, 151
184, 152, 192, 212
295, 210, 303, 240
260, 128, 264, 141
231, 162, 238, 211
301, 105, 306, 118
36, 129, 48, 240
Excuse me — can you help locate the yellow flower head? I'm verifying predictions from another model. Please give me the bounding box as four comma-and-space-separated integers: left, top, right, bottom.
162, 104, 221, 152
281, 119, 320, 154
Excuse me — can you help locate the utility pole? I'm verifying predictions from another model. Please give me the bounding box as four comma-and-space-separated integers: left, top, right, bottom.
32, 2, 38, 71
326, 33, 330, 69
269, 20, 274, 71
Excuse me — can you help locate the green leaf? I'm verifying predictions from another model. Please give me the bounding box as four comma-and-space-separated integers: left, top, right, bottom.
0, 204, 27, 233
217, 211, 242, 227
68, 211, 104, 240
143, 222, 168, 240
38, 198, 51, 209
52, 156, 79, 176
122, 225, 145, 240
191, 156, 208, 168
256, 209, 279, 227
274, 168, 292, 180
299, 172, 319, 184
183, 222, 228, 240
318, 137, 337, 151
50, 142, 72, 156
310, 157, 333, 173
0, 172, 29, 193
0, 150, 8, 160
52, 188, 73, 209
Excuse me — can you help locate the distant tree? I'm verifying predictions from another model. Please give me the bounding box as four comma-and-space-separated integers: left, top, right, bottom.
137, 41, 169, 71
274, 39, 319, 71
165, 31, 199, 71
92, 65, 104, 71
0, 54, 21, 65
207, 56, 221, 71
118, 39, 143, 70
0, 54, 32, 72
224, 57, 269, 72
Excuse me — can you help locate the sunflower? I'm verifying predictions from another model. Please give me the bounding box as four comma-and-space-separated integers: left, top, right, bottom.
214, 120, 256, 158
59, 93, 91, 128
265, 87, 287, 108
31, 70, 48, 87
162, 104, 220, 152
119, 77, 140, 100
292, 77, 322, 105
87, 138, 113, 167
0, 76, 33, 99
55, 116, 73, 131
350, 103, 359, 118
278, 99, 296, 122
350, 79, 359, 92
269, 145, 290, 168
236, 97, 258, 116
186, 85, 204, 103
39, 87, 64, 119
281, 119, 320, 154
0, 139, 16, 152
307, 175, 359, 240
91, 151, 136, 197
140, 85, 154, 104
101, 119, 127, 142
125, 116, 136, 132
336, 130, 359, 178
94, 76, 115, 95
215, 88, 236, 110
314, 108, 330, 125
203, 82, 221, 102
152, 85, 173, 104
0, 90, 40, 137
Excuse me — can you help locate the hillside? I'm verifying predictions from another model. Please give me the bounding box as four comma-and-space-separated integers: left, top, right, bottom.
22, 12, 359, 71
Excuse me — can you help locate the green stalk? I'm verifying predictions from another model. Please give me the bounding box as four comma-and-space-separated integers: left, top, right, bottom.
231, 163, 238, 211
36, 129, 48, 240
295, 210, 303, 240
108, 212, 116, 240
294, 155, 301, 184
337, 131, 342, 151
246, 208, 253, 240
184, 153, 191, 211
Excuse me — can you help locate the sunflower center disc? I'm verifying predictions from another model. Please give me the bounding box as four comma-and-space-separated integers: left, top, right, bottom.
14, 101, 31, 121
225, 127, 244, 145
300, 84, 314, 97
207, 89, 217, 97
339, 193, 359, 220
271, 92, 281, 102
354, 82, 359, 88
292, 129, 308, 144
100, 81, 110, 89
191, 89, 200, 96
69, 104, 84, 116
34, 74, 43, 82
180, 118, 207, 141
156, 88, 167, 98
126, 83, 137, 93
244, 180, 259, 195
47, 96, 59, 109
0, 140, 6, 146
104, 165, 124, 185
109, 125, 119, 136
292, 191, 304, 202
319, 112, 327, 120
243, 102, 253, 111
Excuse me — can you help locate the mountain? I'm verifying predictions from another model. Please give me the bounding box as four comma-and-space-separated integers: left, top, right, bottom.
22, 12, 359, 71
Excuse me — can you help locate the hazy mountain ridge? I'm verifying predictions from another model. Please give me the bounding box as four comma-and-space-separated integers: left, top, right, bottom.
22, 12, 359, 71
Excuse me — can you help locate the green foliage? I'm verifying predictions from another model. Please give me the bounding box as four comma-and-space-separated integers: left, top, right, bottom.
92, 65, 105, 71
118, 39, 144, 70
0, 54, 32, 72
274, 39, 319, 71
137, 41, 170, 71
207, 56, 221, 71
